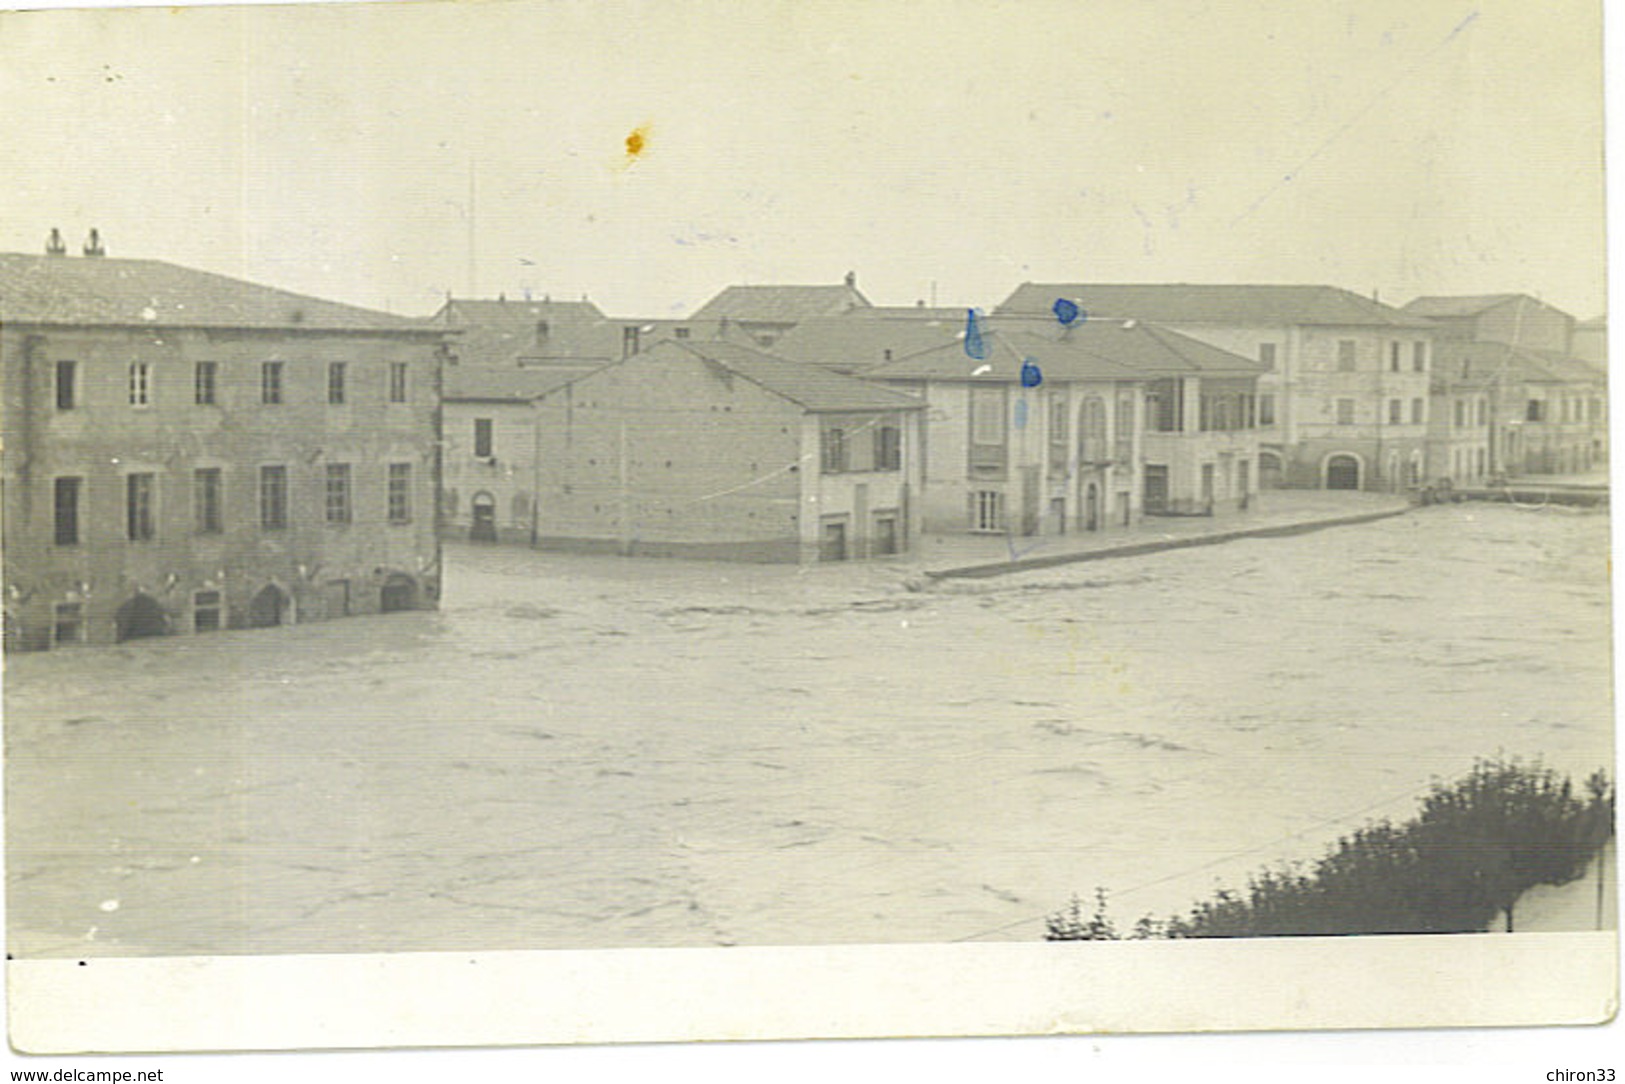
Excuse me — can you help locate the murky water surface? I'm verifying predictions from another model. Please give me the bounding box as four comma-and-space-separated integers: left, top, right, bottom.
5, 505, 1613, 956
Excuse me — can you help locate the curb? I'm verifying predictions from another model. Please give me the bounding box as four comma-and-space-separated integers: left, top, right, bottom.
924, 505, 1417, 580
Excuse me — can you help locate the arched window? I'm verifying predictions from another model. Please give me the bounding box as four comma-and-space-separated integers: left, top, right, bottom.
1078, 397, 1108, 463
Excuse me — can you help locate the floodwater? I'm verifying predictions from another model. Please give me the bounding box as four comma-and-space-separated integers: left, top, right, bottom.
4, 504, 1614, 957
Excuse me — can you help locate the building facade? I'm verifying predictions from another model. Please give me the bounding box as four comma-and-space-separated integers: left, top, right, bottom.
868, 319, 1264, 534
998, 284, 1436, 493
529, 339, 925, 562
2, 249, 446, 649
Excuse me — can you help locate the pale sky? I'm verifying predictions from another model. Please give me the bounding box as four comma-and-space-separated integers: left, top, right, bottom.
0, 0, 1609, 320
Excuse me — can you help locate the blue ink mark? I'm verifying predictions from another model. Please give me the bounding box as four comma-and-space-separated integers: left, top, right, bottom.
964, 308, 987, 360
1020, 358, 1043, 388
1052, 298, 1082, 325
1014, 398, 1028, 430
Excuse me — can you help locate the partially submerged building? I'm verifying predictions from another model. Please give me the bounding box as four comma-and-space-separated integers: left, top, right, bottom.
868, 317, 1265, 534
999, 284, 1437, 492
1, 242, 447, 649
529, 339, 925, 562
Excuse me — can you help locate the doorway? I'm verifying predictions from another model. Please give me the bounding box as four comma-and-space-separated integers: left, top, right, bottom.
115, 593, 169, 641
1325, 454, 1361, 491
470, 492, 498, 542
247, 584, 287, 628
380, 574, 417, 613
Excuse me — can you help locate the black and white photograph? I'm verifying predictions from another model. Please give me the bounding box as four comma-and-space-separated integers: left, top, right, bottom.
0, 0, 1617, 1073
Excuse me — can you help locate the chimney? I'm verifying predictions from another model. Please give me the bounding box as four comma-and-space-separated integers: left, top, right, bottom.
45, 228, 66, 256
844, 270, 856, 288
83, 228, 105, 257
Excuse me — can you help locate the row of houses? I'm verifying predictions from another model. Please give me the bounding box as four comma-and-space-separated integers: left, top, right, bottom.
440, 278, 1608, 554
2, 239, 1608, 646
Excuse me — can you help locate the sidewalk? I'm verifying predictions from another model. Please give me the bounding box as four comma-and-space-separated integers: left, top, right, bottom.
917, 490, 1416, 579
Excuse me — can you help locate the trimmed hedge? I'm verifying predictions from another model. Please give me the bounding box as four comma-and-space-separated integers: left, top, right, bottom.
1046, 758, 1615, 940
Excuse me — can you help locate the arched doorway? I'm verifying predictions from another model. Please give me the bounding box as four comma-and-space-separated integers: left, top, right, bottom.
1083, 482, 1100, 531
1325, 454, 1361, 491
380, 574, 417, 613
116, 593, 169, 641
470, 491, 497, 542
247, 584, 287, 628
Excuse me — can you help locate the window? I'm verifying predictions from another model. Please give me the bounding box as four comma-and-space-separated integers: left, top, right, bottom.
1454, 400, 1467, 429
55, 361, 76, 410
970, 386, 1006, 445
1336, 398, 1355, 425
328, 362, 347, 405
1389, 342, 1401, 372
193, 590, 223, 632
1526, 399, 1545, 422
1259, 394, 1276, 427
1114, 391, 1135, 462
1413, 341, 1428, 372
1477, 399, 1488, 427
535, 320, 550, 344
126, 472, 155, 540
195, 361, 217, 406
674, 327, 691, 340
1258, 343, 1277, 370
54, 602, 83, 644
622, 326, 640, 358
474, 418, 494, 459
194, 468, 222, 533
821, 426, 849, 473
389, 362, 408, 403
874, 424, 902, 471
388, 463, 411, 523
325, 464, 352, 524
1388, 399, 1402, 424
970, 489, 1005, 532
1146, 380, 1181, 432
1411, 398, 1424, 424
1047, 395, 1069, 461
1337, 340, 1357, 372
261, 361, 283, 405
1078, 397, 1109, 461
259, 465, 288, 530
53, 477, 81, 545
129, 362, 151, 405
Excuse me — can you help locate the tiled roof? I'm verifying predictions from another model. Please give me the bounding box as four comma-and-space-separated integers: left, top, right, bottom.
442, 365, 598, 402
999, 282, 1435, 328
769, 313, 964, 372
0, 252, 430, 332
645, 339, 924, 413
869, 318, 1264, 383
1401, 294, 1525, 318
690, 283, 872, 324
1431, 341, 1607, 388
438, 296, 630, 366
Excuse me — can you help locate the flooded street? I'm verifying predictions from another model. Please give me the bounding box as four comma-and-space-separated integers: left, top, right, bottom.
4, 504, 1613, 957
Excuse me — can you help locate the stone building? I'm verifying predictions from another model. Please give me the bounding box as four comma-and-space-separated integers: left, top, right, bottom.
1, 245, 447, 649
529, 338, 925, 562
998, 284, 1437, 492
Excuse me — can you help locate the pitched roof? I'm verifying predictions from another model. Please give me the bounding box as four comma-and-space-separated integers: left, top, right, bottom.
1401, 294, 1526, 318
442, 364, 598, 402
998, 282, 1435, 328
1431, 340, 1607, 388
0, 252, 431, 333
690, 283, 872, 324
640, 339, 924, 413
869, 317, 1265, 383
769, 313, 965, 372
437, 296, 631, 366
